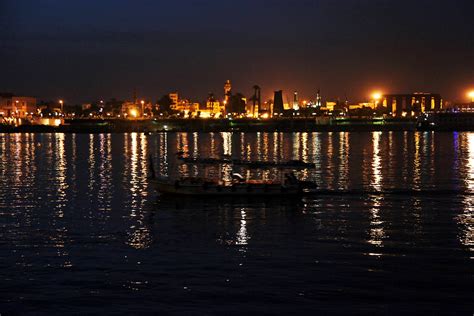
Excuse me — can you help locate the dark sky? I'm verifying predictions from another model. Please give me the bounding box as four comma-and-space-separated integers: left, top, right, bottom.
1, 0, 473, 104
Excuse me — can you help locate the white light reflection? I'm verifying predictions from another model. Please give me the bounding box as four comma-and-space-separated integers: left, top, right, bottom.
126, 133, 152, 250
88, 134, 96, 198
367, 196, 387, 250
159, 132, 169, 177
367, 132, 387, 253
338, 132, 349, 189
292, 132, 300, 160
413, 133, 421, 190
97, 134, 113, 214
210, 132, 216, 157
55, 133, 67, 218
222, 132, 232, 156
256, 132, 262, 161
458, 133, 474, 256
371, 132, 382, 192
236, 208, 250, 245
51, 133, 71, 268
262, 133, 269, 161
272, 132, 279, 162
192, 132, 199, 177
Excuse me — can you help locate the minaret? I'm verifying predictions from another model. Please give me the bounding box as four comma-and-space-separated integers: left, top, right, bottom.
316, 89, 322, 108
224, 80, 232, 114
293, 91, 299, 110
224, 80, 232, 102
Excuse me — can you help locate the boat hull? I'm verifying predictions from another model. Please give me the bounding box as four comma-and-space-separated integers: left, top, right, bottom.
154, 180, 304, 196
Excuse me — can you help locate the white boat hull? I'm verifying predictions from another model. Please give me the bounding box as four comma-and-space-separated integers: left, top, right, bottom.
154, 180, 305, 196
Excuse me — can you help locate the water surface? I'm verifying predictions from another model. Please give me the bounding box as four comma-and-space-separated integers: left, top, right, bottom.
0, 132, 472, 314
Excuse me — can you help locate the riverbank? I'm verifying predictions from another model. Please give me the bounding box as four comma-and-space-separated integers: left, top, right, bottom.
0, 117, 419, 133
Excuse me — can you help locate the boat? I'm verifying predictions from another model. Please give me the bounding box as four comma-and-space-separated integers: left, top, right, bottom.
177, 155, 315, 169
417, 111, 474, 131
154, 172, 317, 196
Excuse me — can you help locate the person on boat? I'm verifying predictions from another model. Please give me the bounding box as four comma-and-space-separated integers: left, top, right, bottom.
232, 173, 245, 183
284, 172, 298, 185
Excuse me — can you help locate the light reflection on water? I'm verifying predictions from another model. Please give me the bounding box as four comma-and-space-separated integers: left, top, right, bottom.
0, 132, 473, 314
459, 133, 474, 255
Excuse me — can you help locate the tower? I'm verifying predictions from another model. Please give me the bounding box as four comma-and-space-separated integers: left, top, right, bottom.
251, 85, 261, 118
273, 90, 284, 117
224, 80, 232, 101
316, 89, 322, 108
223, 80, 232, 115
293, 91, 299, 110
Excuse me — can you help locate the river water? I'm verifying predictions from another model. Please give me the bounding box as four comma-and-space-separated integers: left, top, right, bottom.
0, 132, 472, 314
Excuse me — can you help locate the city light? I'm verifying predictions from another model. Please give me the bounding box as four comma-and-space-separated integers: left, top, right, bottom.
468, 91, 474, 102
372, 92, 382, 100
129, 109, 138, 118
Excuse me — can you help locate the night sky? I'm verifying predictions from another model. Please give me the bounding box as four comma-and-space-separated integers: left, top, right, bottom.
1, 0, 473, 104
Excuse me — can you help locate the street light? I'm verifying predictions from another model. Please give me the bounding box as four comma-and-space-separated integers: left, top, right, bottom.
372, 92, 382, 109
468, 91, 474, 103
59, 100, 64, 115
140, 100, 145, 117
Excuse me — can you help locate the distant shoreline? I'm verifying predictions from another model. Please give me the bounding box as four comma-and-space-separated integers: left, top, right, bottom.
0, 117, 466, 132
0, 118, 422, 133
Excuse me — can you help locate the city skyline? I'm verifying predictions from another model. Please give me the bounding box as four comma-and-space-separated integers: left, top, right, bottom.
1, 0, 473, 103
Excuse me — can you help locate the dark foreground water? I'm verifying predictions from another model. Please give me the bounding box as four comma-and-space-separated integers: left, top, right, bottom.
0, 132, 473, 314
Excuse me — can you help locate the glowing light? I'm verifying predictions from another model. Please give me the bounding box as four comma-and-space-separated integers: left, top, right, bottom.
372, 92, 382, 100
129, 109, 138, 118
468, 90, 474, 101
261, 113, 269, 119
200, 111, 212, 119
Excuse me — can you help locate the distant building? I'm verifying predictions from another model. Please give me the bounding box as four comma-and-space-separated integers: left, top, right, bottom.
224, 80, 232, 101
203, 93, 223, 117
382, 93, 443, 117
174, 99, 199, 115
0, 95, 37, 117
82, 103, 92, 111
273, 90, 284, 117
169, 92, 179, 110
323, 101, 337, 112
228, 93, 247, 115
121, 101, 140, 118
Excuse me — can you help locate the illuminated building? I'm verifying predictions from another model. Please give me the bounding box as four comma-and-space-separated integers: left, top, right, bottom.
121, 101, 141, 118
205, 93, 223, 117
323, 101, 336, 112
0, 94, 37, 117
174, 99, 199, 113
169, 92, 179, 109
382, 93, 442, 117
249, 85, 261, 118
